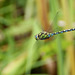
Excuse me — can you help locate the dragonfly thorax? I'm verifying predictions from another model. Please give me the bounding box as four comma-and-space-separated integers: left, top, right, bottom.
35, 31, 50, 40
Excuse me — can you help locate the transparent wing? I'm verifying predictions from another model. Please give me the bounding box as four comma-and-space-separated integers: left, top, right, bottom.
44, 10, 60, 33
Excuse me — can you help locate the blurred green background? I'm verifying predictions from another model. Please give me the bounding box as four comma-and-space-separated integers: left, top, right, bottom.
0, 0, 75, 75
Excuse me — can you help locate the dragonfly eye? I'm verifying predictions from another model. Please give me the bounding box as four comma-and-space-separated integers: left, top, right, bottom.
35, 35, 39, 40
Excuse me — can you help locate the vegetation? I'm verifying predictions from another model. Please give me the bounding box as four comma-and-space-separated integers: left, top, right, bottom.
0, 0, 75, 75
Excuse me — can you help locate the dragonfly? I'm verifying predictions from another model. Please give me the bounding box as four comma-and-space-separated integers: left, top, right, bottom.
35, 11, 75, 40
35, 28, 75, 40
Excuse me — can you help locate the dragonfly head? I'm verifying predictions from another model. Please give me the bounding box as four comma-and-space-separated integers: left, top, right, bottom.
35, 34, 39, 40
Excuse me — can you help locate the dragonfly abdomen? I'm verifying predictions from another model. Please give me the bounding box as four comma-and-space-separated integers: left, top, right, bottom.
50, 28, 75, 37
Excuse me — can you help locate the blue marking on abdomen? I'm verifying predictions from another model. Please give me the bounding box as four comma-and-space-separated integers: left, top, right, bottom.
56, 32, 59, 34
70, 29, 74, 31
65, 30, 68, 32
60, 31, 63, 33
51, 33, 54, 36
48, 34, 50, 37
